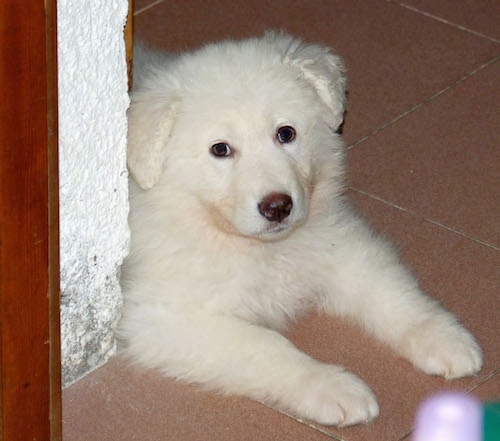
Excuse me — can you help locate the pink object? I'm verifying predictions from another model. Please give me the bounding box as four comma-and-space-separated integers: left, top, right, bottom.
413, 392, 483, 441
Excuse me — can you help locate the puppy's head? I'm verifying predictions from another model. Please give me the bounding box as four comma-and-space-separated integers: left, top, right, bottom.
127, 33, 347, 241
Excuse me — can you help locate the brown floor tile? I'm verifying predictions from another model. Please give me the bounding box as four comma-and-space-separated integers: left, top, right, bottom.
63, 356, 335, 441
133, 0, 499, 146
401, 0, 500, 42
348, 59, 500, 248
285, 191, 499, 440
134, 0, 165, 15
347, 190, 499, 373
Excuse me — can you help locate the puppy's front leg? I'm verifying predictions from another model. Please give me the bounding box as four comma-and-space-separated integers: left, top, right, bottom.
323, 218, 483, 379
129, 312, 378, 426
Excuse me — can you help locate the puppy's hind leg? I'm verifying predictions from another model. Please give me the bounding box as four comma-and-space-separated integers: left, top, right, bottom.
126, 311, 379, 426
322, 219, 482, 379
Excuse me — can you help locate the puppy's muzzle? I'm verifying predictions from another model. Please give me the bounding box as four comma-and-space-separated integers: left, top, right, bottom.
258, 193, 293, 223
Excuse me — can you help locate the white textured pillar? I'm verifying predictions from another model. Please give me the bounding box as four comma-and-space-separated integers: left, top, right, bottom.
57, 0, 130, 386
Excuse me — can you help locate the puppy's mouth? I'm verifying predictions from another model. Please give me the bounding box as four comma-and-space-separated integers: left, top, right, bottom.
207, 207, 294, 241
262, 223, 287, 235
256, 219, 298, 241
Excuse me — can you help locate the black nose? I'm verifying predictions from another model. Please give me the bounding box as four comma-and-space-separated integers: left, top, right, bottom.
258, 193, 293, 223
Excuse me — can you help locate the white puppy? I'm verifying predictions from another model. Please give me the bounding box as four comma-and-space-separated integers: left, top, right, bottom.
120, 32, 482, 426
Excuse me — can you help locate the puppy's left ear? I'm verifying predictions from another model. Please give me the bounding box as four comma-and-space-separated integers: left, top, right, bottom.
283, 39, 347, 130
127, 89, 179, 190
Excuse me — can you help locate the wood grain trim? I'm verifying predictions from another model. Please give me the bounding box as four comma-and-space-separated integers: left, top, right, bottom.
0, 1, 61, 440
46, 0, 63, 439
126, 0, 134, 89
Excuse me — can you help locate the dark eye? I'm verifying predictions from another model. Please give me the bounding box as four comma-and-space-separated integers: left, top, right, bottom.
277, 126, 296, 144
210, 142, 232, 158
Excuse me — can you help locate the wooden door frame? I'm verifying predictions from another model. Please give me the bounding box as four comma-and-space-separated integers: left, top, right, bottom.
0, 1, 61, 440
1, 2, 133, 439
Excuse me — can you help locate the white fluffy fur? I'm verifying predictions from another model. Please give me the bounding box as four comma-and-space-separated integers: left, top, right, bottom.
119, 32, 482, 426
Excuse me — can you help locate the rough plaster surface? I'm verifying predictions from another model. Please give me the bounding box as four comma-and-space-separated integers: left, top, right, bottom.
58, 0, 130, 386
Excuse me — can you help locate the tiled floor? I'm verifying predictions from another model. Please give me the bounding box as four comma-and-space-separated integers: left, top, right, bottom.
63, 1, 499, 440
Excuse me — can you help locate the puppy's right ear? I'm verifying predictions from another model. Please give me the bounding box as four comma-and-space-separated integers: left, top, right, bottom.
127, 88, 178, 190
281, 35, 347, 131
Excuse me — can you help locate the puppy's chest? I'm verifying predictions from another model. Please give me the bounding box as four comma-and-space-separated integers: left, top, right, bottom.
228, 252, 319, 327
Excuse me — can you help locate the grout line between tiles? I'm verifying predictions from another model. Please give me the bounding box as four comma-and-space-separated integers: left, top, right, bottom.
347, 55, 500, 151
349, 187, 500, 252
397, 3, 500, 44
467, 367, 500, 395
263, 404, 345, 440
398, 431, 412, 441
134, 0, 166, 16
398, 368, 500, 441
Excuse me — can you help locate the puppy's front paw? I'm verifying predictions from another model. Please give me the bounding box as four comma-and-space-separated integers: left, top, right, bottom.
400, 315, 482, 379
290, 366, 379, 426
